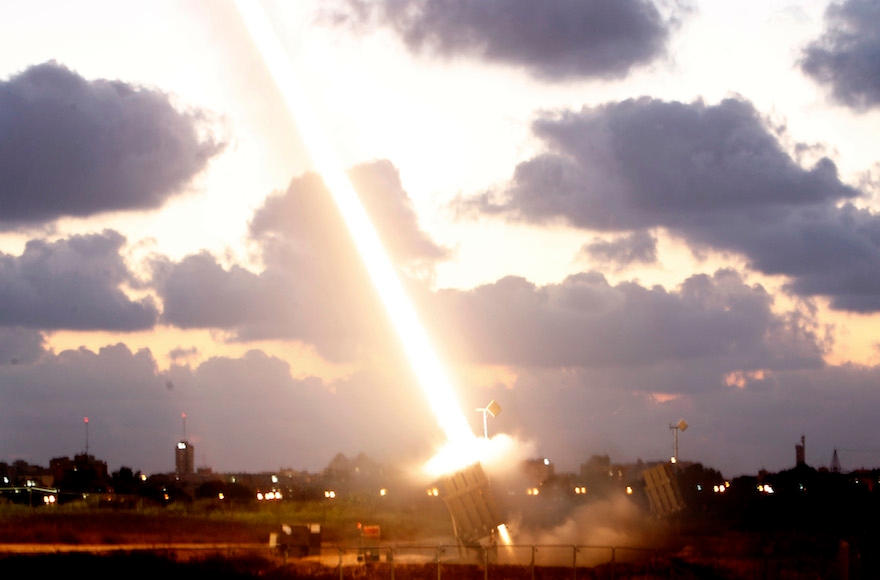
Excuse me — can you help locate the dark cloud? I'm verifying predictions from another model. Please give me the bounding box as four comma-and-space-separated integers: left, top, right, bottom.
0, 344, 444, 474
422, 268, 825, 373
0, 337, 874, 478
0, 344, 171, 470
155, 161, 447, 360
0, 61, 223, 224
0, 327, 46, 366
185, 351, 442, 472
153, 251, 285, 331
459, 97, 880, 311
582, 231, 657, 268
329, 0, 683, 81
468, 361, 880, 477
0, 230, 157, 330
800, 0, 880, 110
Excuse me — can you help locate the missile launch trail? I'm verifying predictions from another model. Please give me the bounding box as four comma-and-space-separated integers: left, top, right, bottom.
234, 1, 478, 461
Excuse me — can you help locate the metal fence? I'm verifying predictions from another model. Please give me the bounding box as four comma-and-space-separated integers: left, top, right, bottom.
280, 543, 667, 580
1, 541, 848, 579
272, 543, 847, 580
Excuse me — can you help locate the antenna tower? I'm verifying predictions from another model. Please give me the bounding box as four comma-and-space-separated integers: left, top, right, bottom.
831, 448, 841, 473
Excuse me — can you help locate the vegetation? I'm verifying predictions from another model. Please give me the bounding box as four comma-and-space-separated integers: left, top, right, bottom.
0, 493, 454, 546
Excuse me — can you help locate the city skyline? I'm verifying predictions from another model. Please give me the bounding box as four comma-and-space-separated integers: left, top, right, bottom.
1, 1, 880, 477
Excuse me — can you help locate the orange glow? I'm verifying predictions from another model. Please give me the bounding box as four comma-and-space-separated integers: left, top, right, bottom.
234, 1, 476, 456
724, 369, 766, 388
497, 523, 513, 552
650, 393, 679, 403
47, 327, 357, 380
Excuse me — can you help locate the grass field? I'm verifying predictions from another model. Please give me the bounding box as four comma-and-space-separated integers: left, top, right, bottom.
0, 494, 456, 546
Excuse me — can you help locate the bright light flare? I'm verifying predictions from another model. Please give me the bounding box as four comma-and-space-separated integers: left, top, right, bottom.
497, 523, 513, 553
234, 0, 475, 452
424, 432, 521, 477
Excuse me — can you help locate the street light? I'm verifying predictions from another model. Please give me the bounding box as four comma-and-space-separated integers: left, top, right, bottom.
475, 400, 502, 439
670, 419, 688, 467
323, 490, 336, 524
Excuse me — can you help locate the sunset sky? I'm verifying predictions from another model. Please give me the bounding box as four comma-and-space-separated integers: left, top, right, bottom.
2, 0, 880, 479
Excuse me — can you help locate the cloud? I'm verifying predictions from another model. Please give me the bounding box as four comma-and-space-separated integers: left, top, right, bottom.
153, 251, 282, 331
458, 97, 880, 311
0, 231, 158, 331
155, 160, 448, 360
421, 268, 825, 372
467, 360, 880, 477
0, 343, 172, 470
0, 61, 223, 225
581, 231, 657, 268
0, 327, 46, 366
0, 343, 447, 473
250, 160, 450, 272
800, 0, 880, 111
328, 0, 684, 80
0, 337, 871, 478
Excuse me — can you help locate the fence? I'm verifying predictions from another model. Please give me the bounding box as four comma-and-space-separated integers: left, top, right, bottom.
276, 543, 666, 580
0, 541, 847, 579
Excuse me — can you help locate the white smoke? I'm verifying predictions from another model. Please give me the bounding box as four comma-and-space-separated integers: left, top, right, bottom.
505, 496, 669, 567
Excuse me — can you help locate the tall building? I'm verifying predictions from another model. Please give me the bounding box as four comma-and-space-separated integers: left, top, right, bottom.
175, 440, 194, 476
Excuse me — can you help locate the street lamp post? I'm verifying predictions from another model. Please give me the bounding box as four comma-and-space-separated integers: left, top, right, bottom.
474, 400, 502, 439
670, 419, 688, 468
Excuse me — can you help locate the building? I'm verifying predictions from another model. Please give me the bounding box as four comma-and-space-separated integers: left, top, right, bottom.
175, 440, 195, 476
49, 454, 109, 492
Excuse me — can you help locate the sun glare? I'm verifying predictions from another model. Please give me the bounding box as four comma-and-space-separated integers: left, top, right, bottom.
234, 1, 477, 455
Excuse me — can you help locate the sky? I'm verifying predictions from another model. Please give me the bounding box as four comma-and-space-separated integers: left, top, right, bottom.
1, 0, 880, 479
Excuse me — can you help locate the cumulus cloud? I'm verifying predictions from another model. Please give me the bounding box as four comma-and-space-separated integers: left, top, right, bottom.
581, 231, 657, 268
468, 360, 880, 477
155, 160, 448, 360
0, 327, 46, 366
458, 97, 880, 311
0, 61, 223, 224
0, 337, 872, 478
153, 252, 284, 331
0, 344, 446, 473
800, 0, 880, 110
0, 231, 158, 330
421, 268, 826, 372
328, 0, 684, 80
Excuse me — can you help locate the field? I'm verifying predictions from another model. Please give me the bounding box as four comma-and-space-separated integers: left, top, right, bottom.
0, 494, 869, 578
0, 496, 682, 579
0, 493, 456, 545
